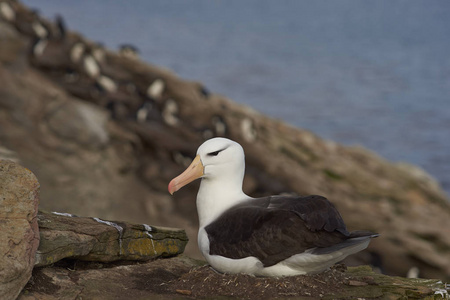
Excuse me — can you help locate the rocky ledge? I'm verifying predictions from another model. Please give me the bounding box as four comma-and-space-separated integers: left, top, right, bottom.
20, 259, 450, 300
35, 210, 188, 267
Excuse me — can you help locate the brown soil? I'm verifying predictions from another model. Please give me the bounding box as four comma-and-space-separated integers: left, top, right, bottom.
167, 264, 371, 299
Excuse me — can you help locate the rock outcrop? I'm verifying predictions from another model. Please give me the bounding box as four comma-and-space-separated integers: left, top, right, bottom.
1, 0, 450, 282
36, 210, 188, 267
0, 160, 40, 300
19, 257, 450, 300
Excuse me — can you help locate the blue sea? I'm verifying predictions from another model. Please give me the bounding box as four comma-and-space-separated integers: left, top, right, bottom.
23, 0, 450, 196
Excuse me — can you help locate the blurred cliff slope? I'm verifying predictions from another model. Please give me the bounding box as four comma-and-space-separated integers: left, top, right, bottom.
1, 1, 449, 280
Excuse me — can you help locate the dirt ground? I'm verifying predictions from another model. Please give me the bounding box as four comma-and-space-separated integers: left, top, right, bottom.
168, 264, 355, 299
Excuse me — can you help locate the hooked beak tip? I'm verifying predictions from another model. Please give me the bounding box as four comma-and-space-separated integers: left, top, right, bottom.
167, 155, 204, 195
168, 179, 176, 195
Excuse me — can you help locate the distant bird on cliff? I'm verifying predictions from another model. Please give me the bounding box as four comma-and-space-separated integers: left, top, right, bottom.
30, 16, 64, 56
147, 78, 165, 100
96, 75, 117, 93
162, 99, 179, 126
199, 84, 210, 99
12, 6, 49, 38
119, 44, 140, 60
54, 14, 66, 39
136, 100, 161, 123
69, 41, 105, 80
29, 14, 84, 71
201, 116, 228, 139
0, 1, 15, 22
211, 115, 227, 136
82, 52, 100, 78
168, 138, 378, 276
69, 42, 85, 64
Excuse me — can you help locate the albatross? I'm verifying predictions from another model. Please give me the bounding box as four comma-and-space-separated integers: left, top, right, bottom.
168, 137, 378, 277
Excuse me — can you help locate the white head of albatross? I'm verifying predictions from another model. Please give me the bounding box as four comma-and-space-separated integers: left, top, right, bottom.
168, 137, 378, 277
169, 137, 247, 226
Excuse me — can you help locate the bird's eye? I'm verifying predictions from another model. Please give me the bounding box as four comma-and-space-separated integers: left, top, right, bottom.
207, 150, 221, 157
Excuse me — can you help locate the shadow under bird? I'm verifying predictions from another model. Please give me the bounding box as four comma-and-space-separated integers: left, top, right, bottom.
168, 137, 378, 277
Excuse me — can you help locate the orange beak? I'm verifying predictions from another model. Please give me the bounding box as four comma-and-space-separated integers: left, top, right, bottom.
168, 155, 204, 195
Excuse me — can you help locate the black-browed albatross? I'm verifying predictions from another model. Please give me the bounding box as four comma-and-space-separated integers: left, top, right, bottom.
168, 137, 378, 277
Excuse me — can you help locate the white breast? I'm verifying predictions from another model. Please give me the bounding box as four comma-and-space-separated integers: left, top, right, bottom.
198, 227, 263, 275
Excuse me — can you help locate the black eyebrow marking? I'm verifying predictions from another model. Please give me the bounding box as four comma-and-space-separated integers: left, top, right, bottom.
207, 148, 226, 157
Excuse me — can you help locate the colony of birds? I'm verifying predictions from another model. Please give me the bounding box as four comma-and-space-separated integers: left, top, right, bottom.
0, 0, 214, 131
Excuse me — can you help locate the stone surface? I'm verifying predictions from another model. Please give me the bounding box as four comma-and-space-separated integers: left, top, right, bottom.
19, 258, 450, 300
0, 160, 40, 300
45, 101, 110, 149
36, 211, 188, 267
1, 2, 450, 281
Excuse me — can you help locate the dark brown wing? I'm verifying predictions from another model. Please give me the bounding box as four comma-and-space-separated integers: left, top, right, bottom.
268, 195, 350, 234
205, 195, 354, 267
